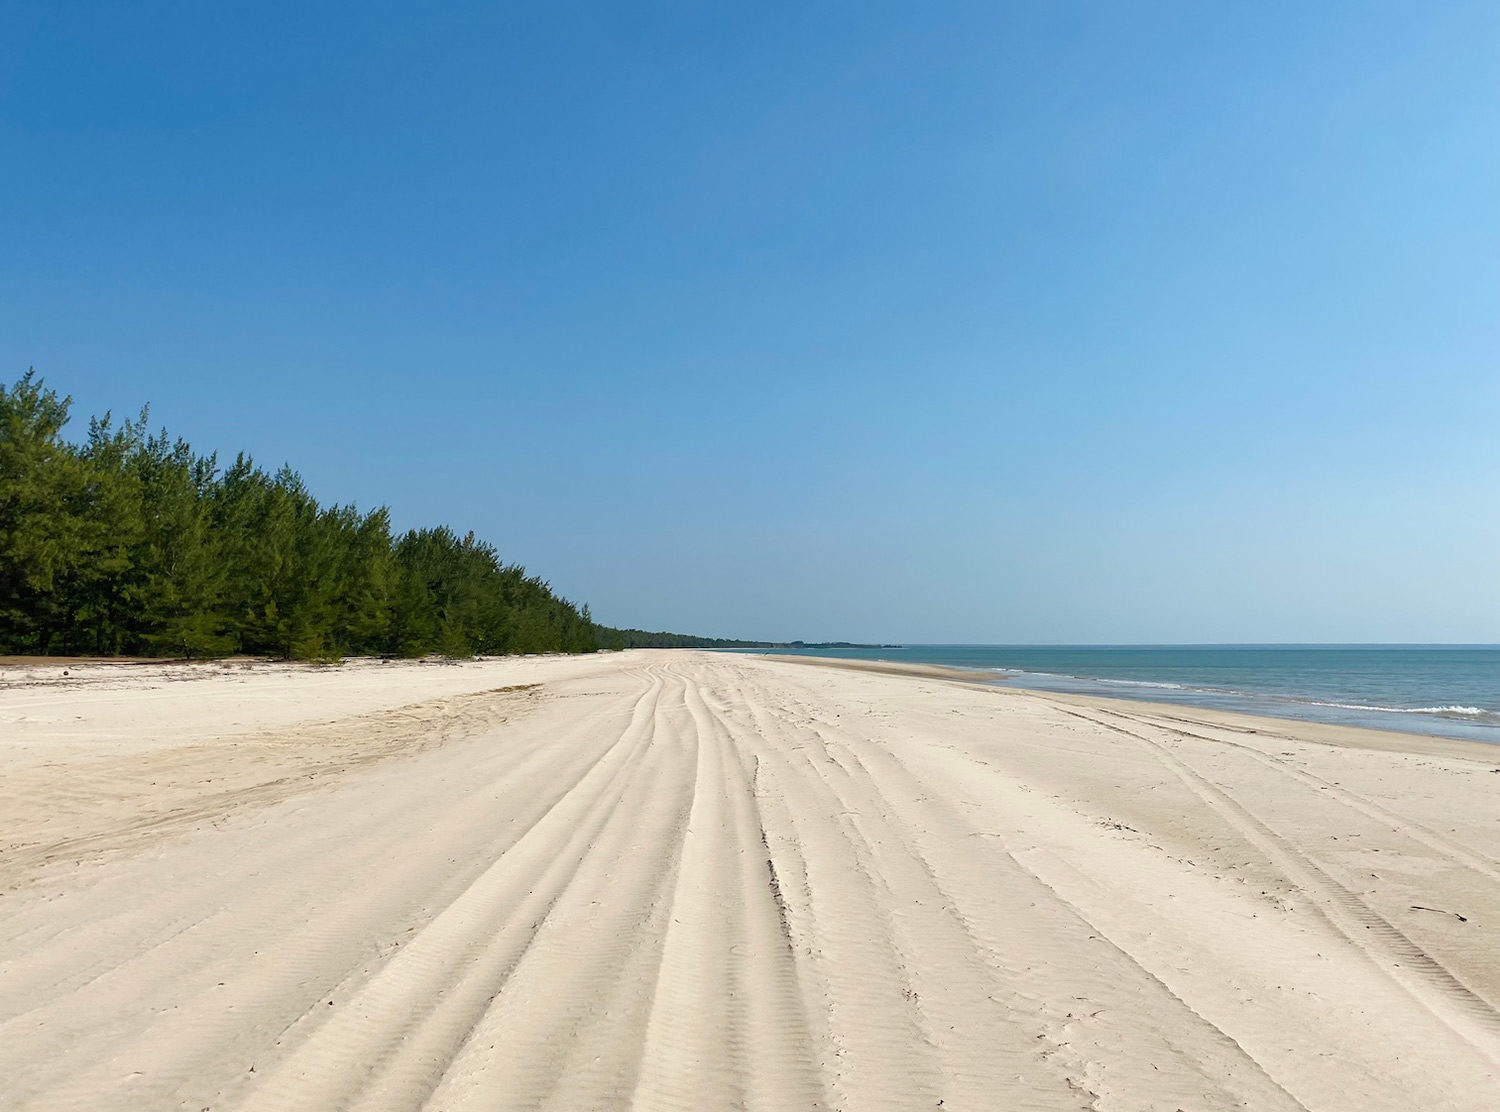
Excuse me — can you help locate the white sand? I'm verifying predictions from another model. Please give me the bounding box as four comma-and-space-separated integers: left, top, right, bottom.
2, 649, 1498, 1110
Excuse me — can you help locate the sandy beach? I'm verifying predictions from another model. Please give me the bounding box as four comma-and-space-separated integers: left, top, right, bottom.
3, 649, 1499, 1111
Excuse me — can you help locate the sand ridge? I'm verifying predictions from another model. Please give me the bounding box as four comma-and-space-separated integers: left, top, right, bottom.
2, 650, 1498, 1109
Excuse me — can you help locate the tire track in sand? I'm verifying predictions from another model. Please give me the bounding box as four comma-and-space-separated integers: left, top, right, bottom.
1062, 706, 1500, 1060
728, 667, 1310, 1112
414, 667, 704, 1110
0, 674, 657, 1112
716, 667, 1096, 1111
626, 663, 825, 1112
1113, 706, 1500, 886
231, 668, 674, 1111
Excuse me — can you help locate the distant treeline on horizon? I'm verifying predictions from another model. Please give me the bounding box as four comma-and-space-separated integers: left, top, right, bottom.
0, 371, 768, 661
594, 631, 886, 650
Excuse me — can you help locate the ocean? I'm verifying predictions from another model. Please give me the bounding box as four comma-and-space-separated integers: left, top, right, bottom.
743, 645, 1500, 745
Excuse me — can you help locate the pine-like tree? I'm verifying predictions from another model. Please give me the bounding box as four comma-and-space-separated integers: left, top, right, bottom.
0, 370, 609, 660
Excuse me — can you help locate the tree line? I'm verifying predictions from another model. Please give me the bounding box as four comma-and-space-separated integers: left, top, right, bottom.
0, 371, 601, 659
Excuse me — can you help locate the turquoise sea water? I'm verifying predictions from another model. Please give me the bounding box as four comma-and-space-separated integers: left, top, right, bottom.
742, 645, 1500, 745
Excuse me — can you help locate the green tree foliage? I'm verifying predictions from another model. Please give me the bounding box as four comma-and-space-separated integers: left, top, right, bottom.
0, 372, 94, 653
0, 372, 601, 660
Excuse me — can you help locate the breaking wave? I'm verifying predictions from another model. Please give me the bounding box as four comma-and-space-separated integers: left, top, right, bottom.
1307, 701, 1491, 718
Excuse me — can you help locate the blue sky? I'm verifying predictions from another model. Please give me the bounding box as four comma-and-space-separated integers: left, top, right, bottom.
4, 2, 1497, 642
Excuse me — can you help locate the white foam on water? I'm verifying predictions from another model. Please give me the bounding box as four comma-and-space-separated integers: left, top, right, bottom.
1309, 701, 1490, 717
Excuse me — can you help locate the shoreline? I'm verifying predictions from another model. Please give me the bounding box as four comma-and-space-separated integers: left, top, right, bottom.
759, 652, 1012, 685
764, 651, 1500, 758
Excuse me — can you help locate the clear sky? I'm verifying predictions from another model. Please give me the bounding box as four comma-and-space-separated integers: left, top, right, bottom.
4, 2, 1497, 643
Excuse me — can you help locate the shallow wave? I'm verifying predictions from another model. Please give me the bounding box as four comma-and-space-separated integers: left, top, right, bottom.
991, 669, 1190, 691
991, 668, 1500, 727
1307, 700, 1492, 718
1091, 677, 1188, 690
